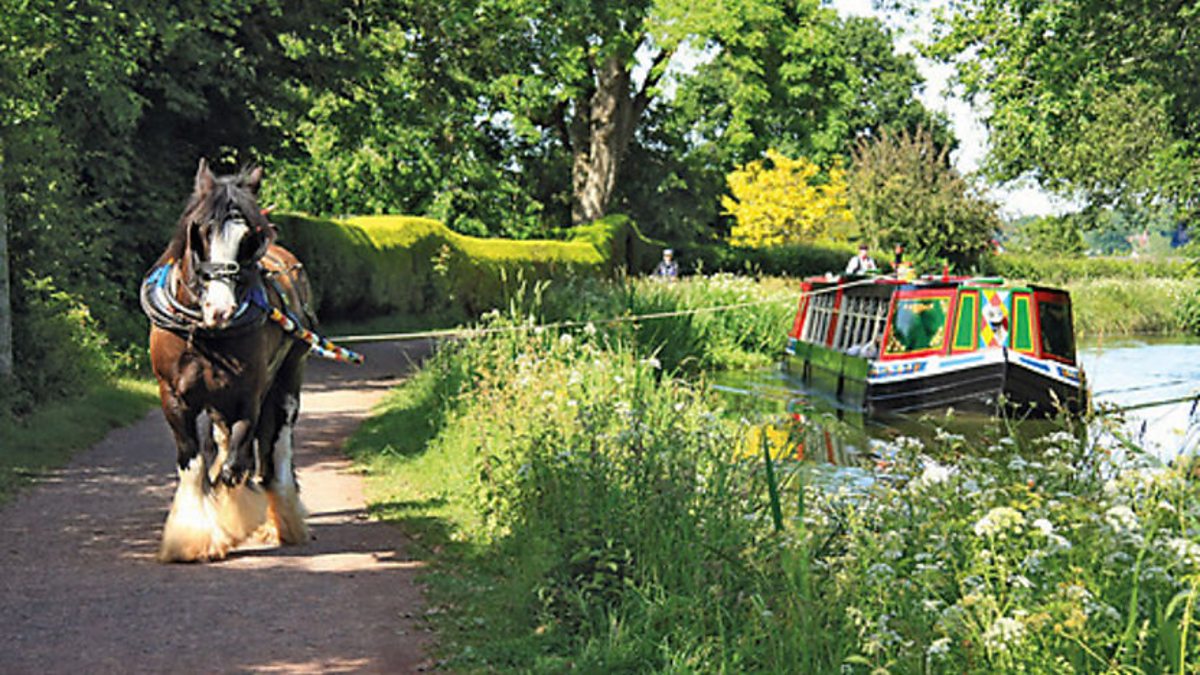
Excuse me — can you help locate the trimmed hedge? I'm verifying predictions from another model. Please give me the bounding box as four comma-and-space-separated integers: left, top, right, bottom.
676, 240, 857, 278
274, 213, 662, 321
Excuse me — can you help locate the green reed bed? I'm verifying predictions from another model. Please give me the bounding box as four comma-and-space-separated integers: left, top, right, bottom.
1068, 277, 1200, 339
351, 297, 1200, 672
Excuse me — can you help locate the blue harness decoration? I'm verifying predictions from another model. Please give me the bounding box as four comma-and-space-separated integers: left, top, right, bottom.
140, 260, 363, 364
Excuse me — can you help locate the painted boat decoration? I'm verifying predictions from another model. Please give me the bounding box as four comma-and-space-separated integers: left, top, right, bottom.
784, 274, 1089, 417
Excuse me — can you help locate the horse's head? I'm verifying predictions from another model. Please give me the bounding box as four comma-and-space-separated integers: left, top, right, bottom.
180, 159, 275, 329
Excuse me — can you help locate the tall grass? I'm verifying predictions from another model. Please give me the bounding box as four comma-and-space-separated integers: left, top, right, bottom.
352, 306, 1200, 672
1069, 277, 1200, 338
530, 274, 798, 373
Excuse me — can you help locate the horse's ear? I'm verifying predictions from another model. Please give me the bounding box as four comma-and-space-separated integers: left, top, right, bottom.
244, 166, 263, 196
194, 158, 215, 195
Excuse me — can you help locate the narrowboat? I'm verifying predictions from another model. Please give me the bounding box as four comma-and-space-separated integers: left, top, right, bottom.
784, 274, 1088, 417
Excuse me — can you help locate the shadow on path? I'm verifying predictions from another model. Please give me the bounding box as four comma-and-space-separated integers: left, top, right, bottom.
0, 340, 435, 673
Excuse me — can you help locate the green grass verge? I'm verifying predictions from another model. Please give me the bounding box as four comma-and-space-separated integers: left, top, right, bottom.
0, 377, 158, 505
351, 312, 1200, 671
1070, 277, 1200, 339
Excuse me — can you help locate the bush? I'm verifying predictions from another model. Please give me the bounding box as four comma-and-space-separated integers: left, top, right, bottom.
675, 240, 856, 278
274, 212, 662, 321
3, 277, 116, 418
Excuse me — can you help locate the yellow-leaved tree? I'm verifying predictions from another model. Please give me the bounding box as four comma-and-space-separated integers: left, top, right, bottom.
721, 150, 854, 248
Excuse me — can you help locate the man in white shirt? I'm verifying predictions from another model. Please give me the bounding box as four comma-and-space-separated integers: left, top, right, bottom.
845, 244, 877, 275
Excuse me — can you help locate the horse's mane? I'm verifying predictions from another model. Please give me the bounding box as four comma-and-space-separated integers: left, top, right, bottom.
158, 164, 272, 266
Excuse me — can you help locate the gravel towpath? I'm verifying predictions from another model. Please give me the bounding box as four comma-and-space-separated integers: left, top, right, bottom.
0, 340, 434, 673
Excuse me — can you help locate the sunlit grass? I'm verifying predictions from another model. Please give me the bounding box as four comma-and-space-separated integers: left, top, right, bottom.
1070, 276, 1200, 339
0, 377, 158, 505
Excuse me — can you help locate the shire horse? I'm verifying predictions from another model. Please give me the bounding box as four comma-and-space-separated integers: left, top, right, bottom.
146, 159, 313, 562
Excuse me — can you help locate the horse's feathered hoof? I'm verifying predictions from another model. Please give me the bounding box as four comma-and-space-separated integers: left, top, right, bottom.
255, 483, 310, 546
218, 458, 252, 488
158, 458, 267, 563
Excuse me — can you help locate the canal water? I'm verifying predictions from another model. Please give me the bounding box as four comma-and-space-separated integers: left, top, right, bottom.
717, 337, 1200, 466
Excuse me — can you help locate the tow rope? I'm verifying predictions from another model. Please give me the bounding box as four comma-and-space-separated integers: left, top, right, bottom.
140, 261, 363, 365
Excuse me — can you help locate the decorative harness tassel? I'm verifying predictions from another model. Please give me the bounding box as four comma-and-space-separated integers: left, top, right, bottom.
259, 301, 364, 364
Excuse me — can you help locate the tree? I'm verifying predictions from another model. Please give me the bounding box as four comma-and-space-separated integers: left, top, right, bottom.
722, 150, 853, 247
266, 0, 949, 241
927, 0, 1200, 213
618, 8, 951, 241
848, 128, 999, 269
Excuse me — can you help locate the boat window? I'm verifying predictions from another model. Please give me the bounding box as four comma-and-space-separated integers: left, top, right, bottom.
803, 292, 837, 344
884, 297, 949, 355
1038, 300, 1075, 361
833, 295, 890, 356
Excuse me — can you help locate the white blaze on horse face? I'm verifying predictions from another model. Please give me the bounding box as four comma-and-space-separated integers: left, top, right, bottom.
200, 219, 250, 327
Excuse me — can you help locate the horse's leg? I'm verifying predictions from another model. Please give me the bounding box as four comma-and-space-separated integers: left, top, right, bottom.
218, 415, 258, 486
257, 350, 309, 546
157, 388, 239, 563
208, 414, 267, 544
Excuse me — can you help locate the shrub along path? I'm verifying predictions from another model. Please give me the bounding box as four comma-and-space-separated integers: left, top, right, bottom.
0, 340, 435, 673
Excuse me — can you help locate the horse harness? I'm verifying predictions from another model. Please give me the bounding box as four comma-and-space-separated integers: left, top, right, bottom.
141, 252, 363, 364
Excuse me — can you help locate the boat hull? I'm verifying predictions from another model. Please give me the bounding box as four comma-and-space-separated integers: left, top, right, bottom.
784, 341, 1087, 418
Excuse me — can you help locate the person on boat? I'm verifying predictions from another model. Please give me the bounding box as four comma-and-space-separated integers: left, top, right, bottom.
844, 243, 877, 275
655, 248, 679, 280
892, 242, 915, 280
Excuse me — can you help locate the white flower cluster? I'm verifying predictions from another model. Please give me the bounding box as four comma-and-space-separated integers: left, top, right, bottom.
1104, 505, 1140, 534
973, 507, 1025, 538
982, 616, 1026, 653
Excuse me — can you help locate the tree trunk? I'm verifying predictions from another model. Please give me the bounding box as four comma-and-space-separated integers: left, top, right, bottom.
570, 51, 660, 225
0, 138, 11, 379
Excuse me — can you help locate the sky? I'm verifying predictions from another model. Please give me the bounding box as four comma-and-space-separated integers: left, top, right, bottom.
829, 0, 1072, 219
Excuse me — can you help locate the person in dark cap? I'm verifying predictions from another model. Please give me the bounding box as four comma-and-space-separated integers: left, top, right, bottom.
844, 243, 877, 275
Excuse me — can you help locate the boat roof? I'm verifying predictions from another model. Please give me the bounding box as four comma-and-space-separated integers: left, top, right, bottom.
801, 274, 1070, 295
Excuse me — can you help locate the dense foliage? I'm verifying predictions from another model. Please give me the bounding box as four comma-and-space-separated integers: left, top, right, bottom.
848, 128, 1000, 269
928, 0, 1200, 214
0, 0, 947, 416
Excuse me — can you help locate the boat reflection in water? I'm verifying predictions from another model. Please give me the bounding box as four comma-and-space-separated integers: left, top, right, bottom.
719, 365, 1082, 479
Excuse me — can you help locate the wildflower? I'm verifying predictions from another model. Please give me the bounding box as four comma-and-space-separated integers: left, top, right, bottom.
583, 322, 597, 336
559, 332, 574, 346
926, 637, 952, 659
974, 507, 1026, 538
915, 459, 954, 488
983, 616, 1026, 652
1031, 518, 1054, 536
1104, 505, 1139, 533
867, 563, 895, 581
643, 356, 661, 370
1009, 574, 1034, 590
1167, 537, 1200, 567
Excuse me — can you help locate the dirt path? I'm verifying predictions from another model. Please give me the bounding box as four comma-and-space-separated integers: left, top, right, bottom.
0, 340, 435, 674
